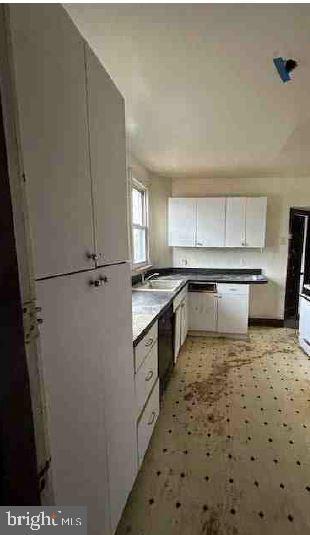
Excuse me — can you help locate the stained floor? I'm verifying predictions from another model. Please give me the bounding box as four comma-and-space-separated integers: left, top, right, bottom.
116, 328, 310, 535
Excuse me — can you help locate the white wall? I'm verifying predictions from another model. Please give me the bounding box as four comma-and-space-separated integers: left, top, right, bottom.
172, 176, 310, 320
129, 155, 172, 268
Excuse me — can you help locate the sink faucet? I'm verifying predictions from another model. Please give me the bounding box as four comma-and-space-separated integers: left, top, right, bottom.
142, 272, 160, 283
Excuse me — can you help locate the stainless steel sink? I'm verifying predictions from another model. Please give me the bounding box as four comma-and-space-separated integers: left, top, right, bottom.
133, 279, 183, 292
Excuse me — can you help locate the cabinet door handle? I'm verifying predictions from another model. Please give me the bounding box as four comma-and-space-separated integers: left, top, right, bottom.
196, 242, 203, 246
145, 338, 154, 347
145, 370, 154, 382
89, 276, 108, 288
147, 411, 156, 426
87, 252, 102, 261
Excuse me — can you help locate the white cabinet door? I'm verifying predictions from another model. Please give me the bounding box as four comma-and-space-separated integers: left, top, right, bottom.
189, 292, 217, 331
245, 197, 267, 247
37, 271, 111, 535
180, 298, 188, 345
10, 5, 95, 278
37, 263, 136, 535
137, 380, 159, 467
86, 46, 129, 265
196, 198, 226, 247
174, 306, 182, 361
168, 198, 196, 246
96, 263, 137, 532
217, 293, 249, 334
225, 197, 246, 247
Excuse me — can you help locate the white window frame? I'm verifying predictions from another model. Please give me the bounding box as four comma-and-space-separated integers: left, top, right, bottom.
131, 178, 150, 270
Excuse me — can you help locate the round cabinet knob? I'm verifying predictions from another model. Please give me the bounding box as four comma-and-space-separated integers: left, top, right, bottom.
89, 279, 102, 288
87, 252, 102, 262
89, 276, 108, 288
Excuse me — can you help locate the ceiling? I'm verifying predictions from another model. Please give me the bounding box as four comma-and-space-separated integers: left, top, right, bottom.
66, 3, 310, 178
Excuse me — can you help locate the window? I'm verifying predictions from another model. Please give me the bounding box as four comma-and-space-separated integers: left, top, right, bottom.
131, 179, 149, 267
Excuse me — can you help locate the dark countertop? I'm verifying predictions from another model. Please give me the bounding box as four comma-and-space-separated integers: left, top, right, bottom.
132, 269, 268, 345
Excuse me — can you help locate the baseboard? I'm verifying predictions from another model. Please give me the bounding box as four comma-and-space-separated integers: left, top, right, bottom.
249, 318, 284, 327
188, 330, 249, 340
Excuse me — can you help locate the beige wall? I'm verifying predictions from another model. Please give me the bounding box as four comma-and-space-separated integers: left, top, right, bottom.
129, 154, 172, 268
172, 176, 310, 319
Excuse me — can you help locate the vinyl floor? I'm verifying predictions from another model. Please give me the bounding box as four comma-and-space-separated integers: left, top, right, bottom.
116, 327, 310, 535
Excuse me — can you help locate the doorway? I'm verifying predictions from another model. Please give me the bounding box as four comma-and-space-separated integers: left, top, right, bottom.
0, 90, 40, 503
284, 208, 310, 329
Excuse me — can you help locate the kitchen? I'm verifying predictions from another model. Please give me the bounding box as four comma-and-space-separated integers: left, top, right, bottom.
1, 3, 310, 535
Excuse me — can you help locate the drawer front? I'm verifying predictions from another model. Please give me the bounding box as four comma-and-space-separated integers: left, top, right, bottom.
135, 321, 158, 372
217, 283, 249, 296
137, 380, 159, 467
173, 285, 188, 311
135, 341, 158, 415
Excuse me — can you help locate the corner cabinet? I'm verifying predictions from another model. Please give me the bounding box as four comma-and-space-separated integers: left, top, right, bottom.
168, 196, 267, 249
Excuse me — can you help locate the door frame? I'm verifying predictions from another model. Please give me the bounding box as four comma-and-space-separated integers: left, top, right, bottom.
0, 5, 52, 503
284, 207, 310, 327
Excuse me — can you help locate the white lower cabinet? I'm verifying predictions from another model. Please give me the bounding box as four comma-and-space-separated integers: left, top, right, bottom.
134, 324, 159, 469
189, 292, 217, 332
137, 380, 160, 467
189, 284, 249, 335
217, 293, 249, 334
173, 286, 188, 361
37, 263, 136, 535
299, 295, 310, 355
135, 341, 158, 415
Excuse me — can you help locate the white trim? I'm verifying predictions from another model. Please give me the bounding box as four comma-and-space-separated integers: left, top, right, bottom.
131, 177, 150, 269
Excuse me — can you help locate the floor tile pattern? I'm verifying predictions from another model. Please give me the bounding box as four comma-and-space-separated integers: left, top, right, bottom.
117, 328, 310, 535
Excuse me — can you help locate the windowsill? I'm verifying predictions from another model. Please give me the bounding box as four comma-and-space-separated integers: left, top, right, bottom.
131, 263, 152, 274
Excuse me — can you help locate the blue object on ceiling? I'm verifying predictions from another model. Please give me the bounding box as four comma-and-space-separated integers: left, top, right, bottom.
273, 57, 291, 83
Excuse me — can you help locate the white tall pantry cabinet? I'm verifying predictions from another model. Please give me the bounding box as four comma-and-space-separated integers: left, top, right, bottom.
9, 5, 136, 535
9, 5, 95, 279
37, 264, 136, 535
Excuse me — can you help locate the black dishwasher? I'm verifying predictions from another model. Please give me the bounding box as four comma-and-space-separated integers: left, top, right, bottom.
158, 304, 174, 397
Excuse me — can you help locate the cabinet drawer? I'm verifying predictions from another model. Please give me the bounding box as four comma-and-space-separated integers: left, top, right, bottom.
217, 283, 249, 296
135, 321, 158, 372
137, 380, 159, 468
135, 341, 158, 415
173, 285, 187, 311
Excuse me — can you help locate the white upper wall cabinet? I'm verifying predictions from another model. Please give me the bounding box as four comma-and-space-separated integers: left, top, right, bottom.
9, 5, 95, 278
225, 197, 246, 247
85, 45, 129, 266
169, 196, 267, 249
168, 198, 196, 247
245, 197, 267, 247
196, 198, 226, 247
226, 197, 267, 248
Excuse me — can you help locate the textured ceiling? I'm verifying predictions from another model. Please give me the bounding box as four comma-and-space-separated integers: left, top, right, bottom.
66, 4, 310, 178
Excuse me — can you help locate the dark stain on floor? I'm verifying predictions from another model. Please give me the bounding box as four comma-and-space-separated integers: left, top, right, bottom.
116, 328, 310, 535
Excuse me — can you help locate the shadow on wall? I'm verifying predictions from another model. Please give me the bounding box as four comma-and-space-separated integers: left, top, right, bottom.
265, 193, 282, 250
273, 116, 310, 170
